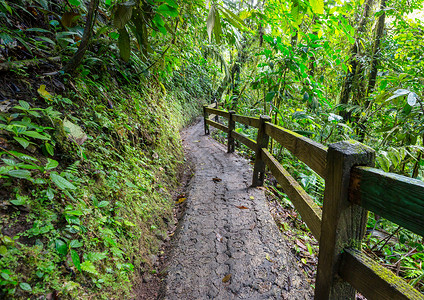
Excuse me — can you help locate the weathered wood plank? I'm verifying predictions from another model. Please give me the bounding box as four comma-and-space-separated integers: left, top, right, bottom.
264, 123, 327, 178
207, 102, 218, 108
204, 107, 230, 119
262, 148, 322, 239
231, 131, 256, 151
315, 141, 375, 299
252, 116, 271, 186
340, 249, 424, 300
205, 119, 228, 133
233, 114, 260, 128
208, 114, 217, 120
203, 105, 209, 135
350, 166, 424, 237
227, 111, 235, 153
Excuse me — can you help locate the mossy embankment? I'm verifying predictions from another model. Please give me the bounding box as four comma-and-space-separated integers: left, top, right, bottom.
0, 63, 212, 299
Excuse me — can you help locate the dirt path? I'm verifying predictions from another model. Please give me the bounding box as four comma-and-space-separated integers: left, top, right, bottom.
160, 119, 313, 299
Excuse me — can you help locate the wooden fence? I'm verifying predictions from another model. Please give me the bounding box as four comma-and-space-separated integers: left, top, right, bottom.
203, 105, 424, 300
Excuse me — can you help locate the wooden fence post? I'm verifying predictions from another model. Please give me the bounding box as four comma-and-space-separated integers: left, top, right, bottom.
315, 140, 375, 299
214, 100, 219, 122
203, 105, 209, 135
227, 110, 235, 153
252, 115, 271, 187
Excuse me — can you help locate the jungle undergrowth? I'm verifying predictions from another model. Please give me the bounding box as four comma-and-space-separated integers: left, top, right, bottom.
0, 61, 212, 299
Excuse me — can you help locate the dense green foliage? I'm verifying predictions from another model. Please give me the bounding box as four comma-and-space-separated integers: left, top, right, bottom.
0, 0, 423, 297
204, 0, 424, 294
0, 1, 213, 298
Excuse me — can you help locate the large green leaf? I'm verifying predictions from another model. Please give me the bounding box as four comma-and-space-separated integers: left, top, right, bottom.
8, 169, 31, 179
221, 7, 245, 25
220, 9, 242, 30
55, 239, 68, 256
118, 27, 131, 62
71, 249, 81, 272
113, 1, 134, 29
157, 4, 178, 18
63, 119, 87, 145
19, 282, 32, 292
13, 137, 30, 149
22, 131, 50, 140
206, 6, 215, 42
45, 158, 59, 170
50, 173, 76, 190
164, 0, 178, 8
213, 10, 222, 43
309, 0, 324, 14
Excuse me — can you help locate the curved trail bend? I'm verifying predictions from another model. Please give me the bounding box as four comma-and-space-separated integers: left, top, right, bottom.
161, 119, 313, 299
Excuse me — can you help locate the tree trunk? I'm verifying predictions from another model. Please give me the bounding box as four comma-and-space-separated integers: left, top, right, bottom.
339, 0, 374, 108
366, 0, 387, 97
64, 0, 100, 73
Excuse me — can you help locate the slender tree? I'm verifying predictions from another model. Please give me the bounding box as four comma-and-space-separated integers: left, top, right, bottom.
367, 0, 387, 96
339, 0, 374, 110
64, 0, 100, 73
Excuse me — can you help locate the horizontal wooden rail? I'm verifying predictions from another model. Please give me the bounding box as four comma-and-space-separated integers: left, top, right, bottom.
262, 148, 322, 240
339, 249, 424, 300
204, 107, 230, 119
233, 114, 260, 128
205, 119, 228, 133
231, 131, 256, 150
203, 106, 424, 299
264, 123, 328, 178
350, 166, 424, 237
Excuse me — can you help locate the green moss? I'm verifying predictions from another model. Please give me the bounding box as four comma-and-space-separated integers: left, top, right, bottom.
0, 70, 210, 299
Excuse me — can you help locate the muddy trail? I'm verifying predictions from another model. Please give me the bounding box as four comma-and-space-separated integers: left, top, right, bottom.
159, 119, 313, 299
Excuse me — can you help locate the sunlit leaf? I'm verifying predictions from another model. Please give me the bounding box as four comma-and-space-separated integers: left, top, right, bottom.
45, 158, 59, 170
81, 261, 98, 275
8, 169, 31, 179
407, 92, 417, 106
309, 0, 324, 14
206, 6, 215, 42
37, 85, 53, 101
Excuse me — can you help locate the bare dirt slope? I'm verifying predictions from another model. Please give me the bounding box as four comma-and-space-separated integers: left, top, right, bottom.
160, 119, 313, 299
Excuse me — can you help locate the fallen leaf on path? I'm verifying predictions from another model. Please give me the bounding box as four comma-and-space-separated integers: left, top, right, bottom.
193, 140, 200, 143
236, 205, 249, 209
212, 177, 222, 183
249, 196, 255, 200
176, 197, 186, 204
222, 274, 231, 283
216, 233, 223, 242
265, 254, 273, 262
